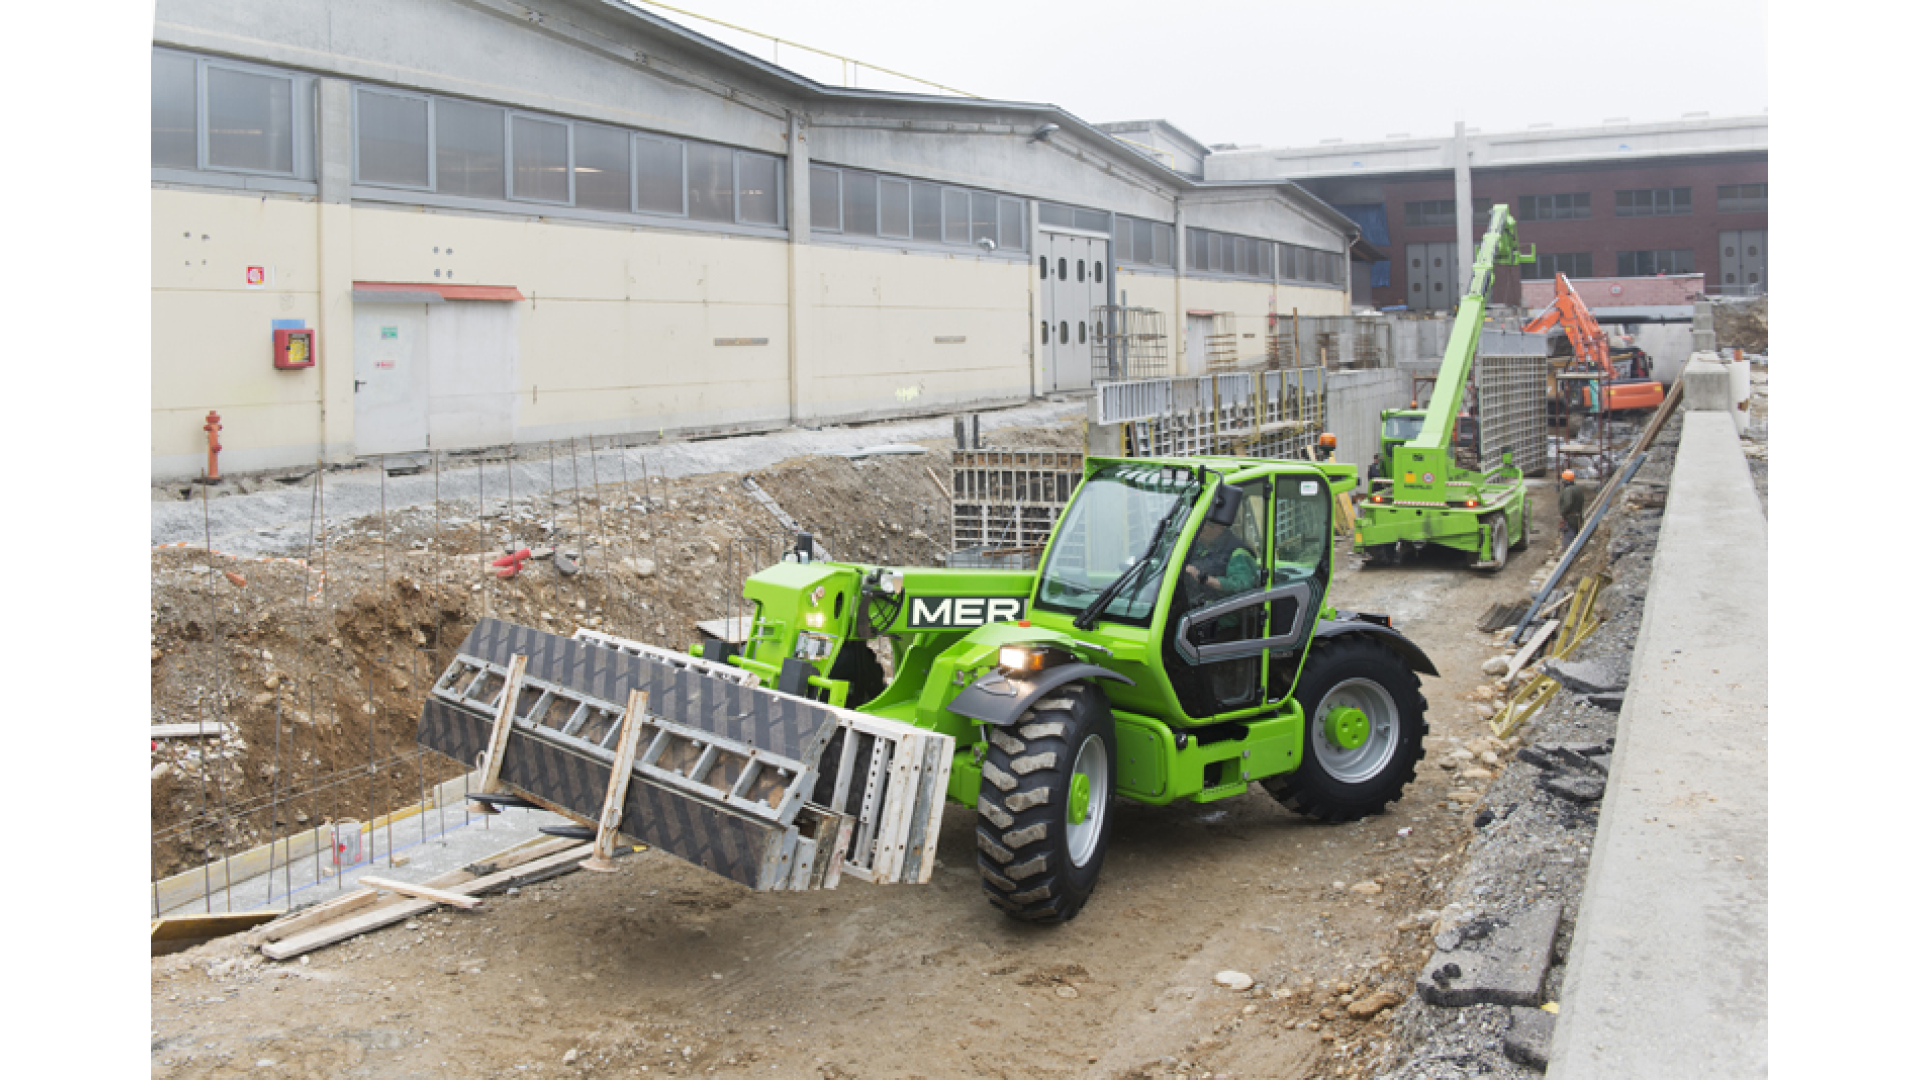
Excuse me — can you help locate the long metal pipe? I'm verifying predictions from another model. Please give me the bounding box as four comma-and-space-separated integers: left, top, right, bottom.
1509, 451, 1647, 644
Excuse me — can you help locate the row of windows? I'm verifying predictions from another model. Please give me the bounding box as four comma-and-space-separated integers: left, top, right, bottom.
1614, 187, 1691, 217
1039, 202, 1116, 233
1516, 193, 1590, 222
1187, 228, 1273, 279
1617, 249, 1695, 276
352, 87, 784, 226
1519, 253, 1594, 280
1405, 199, 1492, 228
1516, 247, 1735, 279
808, 166, 1025, 250
1114, 215, 1175, 268
1410, 185, 1768, 227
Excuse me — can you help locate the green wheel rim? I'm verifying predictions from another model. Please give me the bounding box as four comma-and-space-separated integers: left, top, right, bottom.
1324, 706, 1371, 751
1068, 772, 1091, 824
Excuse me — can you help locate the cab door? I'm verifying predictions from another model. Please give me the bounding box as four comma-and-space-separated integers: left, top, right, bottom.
1163, 478, 1270, 718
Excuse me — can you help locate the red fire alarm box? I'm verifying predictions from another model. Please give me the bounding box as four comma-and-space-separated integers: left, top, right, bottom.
274, 327, 316, 370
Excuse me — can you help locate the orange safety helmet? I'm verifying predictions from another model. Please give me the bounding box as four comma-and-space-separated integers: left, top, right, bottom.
1561, 470, 1576, 481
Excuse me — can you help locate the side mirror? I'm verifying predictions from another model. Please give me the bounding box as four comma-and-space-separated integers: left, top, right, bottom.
1207, 484, 1244, 527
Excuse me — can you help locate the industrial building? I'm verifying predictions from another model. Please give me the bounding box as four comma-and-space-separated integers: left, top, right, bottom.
1202, 117, 1768, 312
149, 0, 1369, 479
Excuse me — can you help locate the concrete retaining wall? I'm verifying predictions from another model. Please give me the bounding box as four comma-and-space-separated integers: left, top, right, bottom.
1547, 409, 1766, 1077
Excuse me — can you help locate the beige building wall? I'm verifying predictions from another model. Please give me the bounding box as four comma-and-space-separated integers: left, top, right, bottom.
153, 190, 326, 476
801, 245, 1032, 420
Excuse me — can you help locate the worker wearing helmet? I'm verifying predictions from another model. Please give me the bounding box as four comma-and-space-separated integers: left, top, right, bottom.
1558, 469, 1587, 548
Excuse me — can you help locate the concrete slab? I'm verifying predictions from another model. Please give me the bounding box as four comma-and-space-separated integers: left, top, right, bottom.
1540, 657, 1627, 695
1547, 411, 1766, 1079
159, 802, 574, 917
1506, 1008, 1555, 1070
1417, 901, 1562, 1008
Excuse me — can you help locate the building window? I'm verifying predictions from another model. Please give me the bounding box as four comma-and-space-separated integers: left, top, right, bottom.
151, 50, 199, 169
206, 66, 295, 174
1117, 215, 1175, 268
436, 98, 506, 200
1617, 249, 1696, 277
998, 198, 1026, 252
912, 182, 943, 241
685, 141, 735, 223
354, 89, 430, 188
942, 188, 970, 243
574, 123, 633, 213
154, 48, 313, 180
1717, 183, 1767, 213
634, 135, 685, 216
842, 172, 879, 236
809, 166, 842, 232
878, 177, 912, 238
1521, 252, 1594, 280
510, 114, 571, 204
736, 152, 782, 226
1516, 193, 1591, 222
1615, 187, 1692, 217
1406, 200, 1454, 228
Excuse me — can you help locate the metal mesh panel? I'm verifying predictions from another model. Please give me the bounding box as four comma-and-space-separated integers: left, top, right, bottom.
949, 450, 1084, 552
1092, 306, 1171, 382
1475, 356, 1551, 477
1114, 369, 1327, 460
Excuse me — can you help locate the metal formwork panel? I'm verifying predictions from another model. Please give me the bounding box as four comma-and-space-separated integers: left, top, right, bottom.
1475, 356, 1551, 477
416, 620, 954, 891
949, 450, 1082, 553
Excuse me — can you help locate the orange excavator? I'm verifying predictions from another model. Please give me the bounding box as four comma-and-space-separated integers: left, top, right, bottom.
1524, 273, 1665, 413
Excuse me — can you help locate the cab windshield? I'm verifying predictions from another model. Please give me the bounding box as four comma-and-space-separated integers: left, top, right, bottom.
1034, 463, 1200, 627
1382, 414, 1425, 440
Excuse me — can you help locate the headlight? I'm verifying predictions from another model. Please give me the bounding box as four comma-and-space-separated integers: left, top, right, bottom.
999, 645, 1046, 674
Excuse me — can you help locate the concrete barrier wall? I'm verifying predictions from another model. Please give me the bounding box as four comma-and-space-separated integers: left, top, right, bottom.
1548, 409, 1766, 1078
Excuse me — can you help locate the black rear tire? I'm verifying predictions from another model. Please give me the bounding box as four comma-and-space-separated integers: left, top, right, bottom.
1263, 635, 1427, 822
976, 682, 1115, 924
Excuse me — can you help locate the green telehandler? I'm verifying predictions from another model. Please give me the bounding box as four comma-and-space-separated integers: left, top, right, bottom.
1355, 205, 1536, 570
418, 454, 1436, 924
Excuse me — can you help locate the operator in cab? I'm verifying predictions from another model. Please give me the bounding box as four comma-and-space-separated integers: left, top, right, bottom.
1183, 514, 1259, 605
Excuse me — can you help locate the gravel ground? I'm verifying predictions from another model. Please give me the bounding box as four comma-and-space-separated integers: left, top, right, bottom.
1370, 409, 1695, 1078
151, 400, 1084, 557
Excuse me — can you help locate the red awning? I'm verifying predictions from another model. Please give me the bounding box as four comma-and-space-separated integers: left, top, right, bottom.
353, 281, 525, 301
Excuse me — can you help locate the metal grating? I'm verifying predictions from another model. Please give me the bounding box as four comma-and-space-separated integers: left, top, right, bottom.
1109, 368, 1327, 460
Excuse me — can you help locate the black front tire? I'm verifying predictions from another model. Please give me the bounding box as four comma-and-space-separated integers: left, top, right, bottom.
976, 682, 1115, 924
1511, 496, 1531, 552
1263, 635, 1427, 822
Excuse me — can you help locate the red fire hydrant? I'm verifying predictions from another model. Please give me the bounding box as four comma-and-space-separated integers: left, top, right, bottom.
204, 410, 223, 480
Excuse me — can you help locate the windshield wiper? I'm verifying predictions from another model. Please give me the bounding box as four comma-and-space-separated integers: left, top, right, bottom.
1072, 498, 1189, 631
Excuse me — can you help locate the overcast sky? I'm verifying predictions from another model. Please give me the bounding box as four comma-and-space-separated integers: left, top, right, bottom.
629, 0, 1768, 148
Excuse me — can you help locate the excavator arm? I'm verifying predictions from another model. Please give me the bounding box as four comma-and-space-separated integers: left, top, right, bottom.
1522, 273, 1617, 379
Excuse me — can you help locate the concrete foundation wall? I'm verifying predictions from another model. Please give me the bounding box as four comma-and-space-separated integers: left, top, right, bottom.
1324, 369, 1412, 474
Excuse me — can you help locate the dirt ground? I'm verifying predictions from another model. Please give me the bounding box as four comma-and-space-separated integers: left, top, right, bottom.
152, 429, 1569, 1080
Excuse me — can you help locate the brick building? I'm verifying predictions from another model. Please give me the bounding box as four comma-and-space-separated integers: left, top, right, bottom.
1203, 117, 1768, 312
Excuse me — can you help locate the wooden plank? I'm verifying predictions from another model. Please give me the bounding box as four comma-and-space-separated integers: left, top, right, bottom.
151, 911, 283, 956
258, 887, 387, 942
476, 653, 529, 798
1503, 618, 1560, 685
586, 690, 649, 870
358, 875, 485, 911
151, 723, 236, 739
261, 842, 588, 960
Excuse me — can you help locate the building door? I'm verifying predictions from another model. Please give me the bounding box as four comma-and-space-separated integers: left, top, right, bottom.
1719, 230, 1768, 295
1039, 231, 1100, 392
353, 304, 431, 454
352, 300, 519, 455
1406, 242, 1456, 312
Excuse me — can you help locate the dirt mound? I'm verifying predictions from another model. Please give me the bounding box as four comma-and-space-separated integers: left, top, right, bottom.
1713, 295, 1767, 351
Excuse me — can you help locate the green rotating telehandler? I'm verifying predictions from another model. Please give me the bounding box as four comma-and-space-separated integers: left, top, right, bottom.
689, 454, 1436, 922
1355, 205, 1535, 570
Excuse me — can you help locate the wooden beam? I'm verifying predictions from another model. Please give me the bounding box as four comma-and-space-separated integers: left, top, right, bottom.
357, 876, 484, 911
258, 887, 386, 942
151, 911, 283, 956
